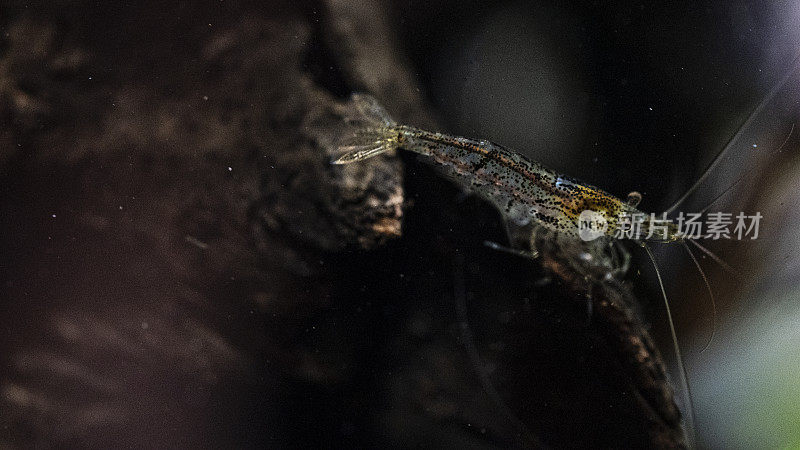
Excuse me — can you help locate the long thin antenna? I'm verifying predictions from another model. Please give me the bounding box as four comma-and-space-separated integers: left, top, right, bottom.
665, 52, 800, 215
687, 239, 739, 278
776, 123, 795, 153
697, 174, 745, 215
643, 243, 697, 448
688, 122, 795, 216
682, 241, 717, 353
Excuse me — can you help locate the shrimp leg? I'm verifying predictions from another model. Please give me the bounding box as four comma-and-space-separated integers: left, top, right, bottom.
483, 240, 539, 260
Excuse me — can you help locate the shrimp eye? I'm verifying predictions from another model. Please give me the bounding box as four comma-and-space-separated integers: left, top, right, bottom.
626, 191, 642, 208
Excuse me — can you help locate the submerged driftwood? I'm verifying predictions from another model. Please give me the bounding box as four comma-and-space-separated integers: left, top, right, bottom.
0, 0, 684, 447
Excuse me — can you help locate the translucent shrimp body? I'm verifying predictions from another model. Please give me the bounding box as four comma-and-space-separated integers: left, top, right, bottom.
332, 94, 679, 245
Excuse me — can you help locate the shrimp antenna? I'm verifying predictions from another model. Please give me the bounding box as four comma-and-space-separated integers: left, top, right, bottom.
665, 52, 800, 215
681, 241, 717, 353
451, 255, 542, 447
776, 123, 795, 153
687, 239, 740, 279
643, 243, 697, 447
696, 173, 745, 215
688, 121, 794, 215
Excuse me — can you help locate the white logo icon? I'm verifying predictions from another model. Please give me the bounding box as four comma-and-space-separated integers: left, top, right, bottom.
578, 210, 608, 241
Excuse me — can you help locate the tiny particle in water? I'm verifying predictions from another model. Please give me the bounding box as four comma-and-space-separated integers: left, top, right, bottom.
141, 322, 149, 330
118, 206, 123, 210
227, 166, 232, 171
51, 214, 56, 218
88, 76, 92, 80
752, 144, 758, 148
203, 95, 208, 101
648, 107, 653, 111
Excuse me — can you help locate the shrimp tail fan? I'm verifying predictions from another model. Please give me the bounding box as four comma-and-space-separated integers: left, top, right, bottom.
325, 93, 402, 164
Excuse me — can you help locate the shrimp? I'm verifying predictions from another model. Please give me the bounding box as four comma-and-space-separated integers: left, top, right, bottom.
330, 92, 699, 439
331, 93, 680, 283
327, 51, 800, 446
332, 95, 679, 245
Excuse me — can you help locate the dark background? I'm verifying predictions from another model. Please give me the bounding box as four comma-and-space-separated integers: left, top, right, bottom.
1, 0, 797, 448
